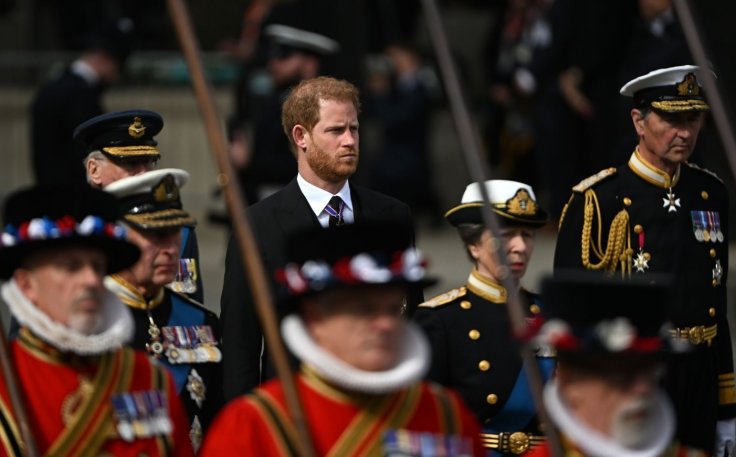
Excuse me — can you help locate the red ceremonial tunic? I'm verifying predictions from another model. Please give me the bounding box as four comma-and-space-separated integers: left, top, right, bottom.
201, 367, 485, 456
0, 329, 193, 457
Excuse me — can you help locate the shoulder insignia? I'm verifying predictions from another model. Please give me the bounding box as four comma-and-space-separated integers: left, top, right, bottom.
418, 287, 467, 309
685, 161, 724, 184
572, 167, 617, 193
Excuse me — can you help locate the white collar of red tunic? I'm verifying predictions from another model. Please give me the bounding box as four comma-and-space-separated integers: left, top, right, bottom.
281, 314, 429, 395
1, 279, 133, 356
543, 379, 675, 457
628, 148, 681, 189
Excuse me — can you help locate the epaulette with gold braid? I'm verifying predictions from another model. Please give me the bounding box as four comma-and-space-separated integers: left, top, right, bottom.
685, 161, 724, 184
418, 287, 467, 309
572, 168, 617, 193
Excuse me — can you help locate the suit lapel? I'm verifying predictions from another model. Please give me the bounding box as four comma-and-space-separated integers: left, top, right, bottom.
274, 179, 321, 235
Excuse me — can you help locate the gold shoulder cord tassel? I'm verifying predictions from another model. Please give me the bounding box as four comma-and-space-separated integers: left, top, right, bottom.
580, 189, 632, 275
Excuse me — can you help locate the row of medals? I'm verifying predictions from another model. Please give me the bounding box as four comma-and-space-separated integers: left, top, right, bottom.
111, 390, 172, 442
147, 321, 222, 364
691, 210, 724, 243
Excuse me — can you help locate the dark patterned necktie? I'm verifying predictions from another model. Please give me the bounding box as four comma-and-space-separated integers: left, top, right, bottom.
326, 196, 344, 227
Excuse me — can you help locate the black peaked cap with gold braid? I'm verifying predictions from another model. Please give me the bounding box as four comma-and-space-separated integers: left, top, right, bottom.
73, 109, 163, 161
620, 65, 712, 113
445, 179, 548, 228
103, 168, 196, 230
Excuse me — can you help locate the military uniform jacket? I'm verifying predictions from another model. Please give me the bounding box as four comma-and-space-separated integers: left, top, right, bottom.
554, 150, 736, 450
0, 329, 192, 456
199, 367, 485, 456
220, 178, 422, 401
414, 271, 554, 455
107, 277, 224, 450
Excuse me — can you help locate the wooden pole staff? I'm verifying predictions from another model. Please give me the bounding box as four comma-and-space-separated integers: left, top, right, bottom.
419, 0, 563, 455
164, 1, 315, 456
0, 316, 37, 457
673, 0, 736, 181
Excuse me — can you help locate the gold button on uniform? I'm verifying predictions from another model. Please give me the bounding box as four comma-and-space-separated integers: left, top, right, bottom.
709, 307, 716, 317
623, 197, 632, 206
479, 360, 490, 371
634, 224, 643, 234
469, 329, 480, 340
710, 249, 717, 258
487, 394, 498, 404
460, 301, 472, 309
701, 191, 709, 200
529, 304, 540, 315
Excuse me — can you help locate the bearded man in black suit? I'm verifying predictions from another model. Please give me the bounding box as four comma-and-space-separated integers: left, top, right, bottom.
220, 76, 422, 400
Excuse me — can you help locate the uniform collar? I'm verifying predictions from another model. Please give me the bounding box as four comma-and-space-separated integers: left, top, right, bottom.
105, 274, 165, 310
628, 148, 681, 188
467, 269, 507, 304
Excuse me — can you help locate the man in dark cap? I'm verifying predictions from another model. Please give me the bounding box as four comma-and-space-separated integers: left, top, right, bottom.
30, 17, 136, 188
75, 109, 162, 189
102, 169, 224, 452
414, 179, 554, 456
75, 109, 203, 301
527, 272, 702, 457
0, 184, 192, 455
201, 222, 484, 456
554, 65, 735, 454
229, 22, 340, 204
530, 270, 722, 457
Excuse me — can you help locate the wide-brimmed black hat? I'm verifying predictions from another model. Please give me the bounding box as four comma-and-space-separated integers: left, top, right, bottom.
534, 271, 677, 355
83, 17, 136, 68
275, 221, 437, 305
620, 65, 712, 113
74, 109, 163, 162
445, 179, 548, 228
0, 185, 140, 279
103, 168, 196, 231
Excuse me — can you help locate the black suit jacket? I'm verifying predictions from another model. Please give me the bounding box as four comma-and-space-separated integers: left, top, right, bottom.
220, 178, 421, 400
30, 69, 103, 187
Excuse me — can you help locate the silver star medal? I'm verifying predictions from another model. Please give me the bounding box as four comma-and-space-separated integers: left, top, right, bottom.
633, 251, 649, 273
663, 191, 680, 213
187, 369, 206, 408
713, 259, 723, 285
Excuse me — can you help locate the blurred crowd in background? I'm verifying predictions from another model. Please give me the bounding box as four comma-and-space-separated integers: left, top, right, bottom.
1, 0, 736, 226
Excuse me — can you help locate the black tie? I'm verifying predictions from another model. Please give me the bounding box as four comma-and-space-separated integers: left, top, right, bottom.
326, 196, 344, 227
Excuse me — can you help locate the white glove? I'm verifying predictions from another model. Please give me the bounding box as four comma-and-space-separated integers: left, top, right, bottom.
715, 419, 736, 457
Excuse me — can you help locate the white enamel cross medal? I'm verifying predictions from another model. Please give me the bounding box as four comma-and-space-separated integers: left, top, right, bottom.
663, 189, 680, 213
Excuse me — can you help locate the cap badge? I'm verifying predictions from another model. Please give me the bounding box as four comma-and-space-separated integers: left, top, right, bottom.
128, 116, 146, 139
153, 175, 180, 203
677, 73, 700, 96
506, 189, 538, 216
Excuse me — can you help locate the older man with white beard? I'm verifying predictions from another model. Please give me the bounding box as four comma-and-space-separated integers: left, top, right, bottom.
0, 185, 192, 456
527, 272, 707, 457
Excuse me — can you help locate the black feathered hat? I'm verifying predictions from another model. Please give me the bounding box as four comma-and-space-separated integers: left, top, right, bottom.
0, 185, 140, 279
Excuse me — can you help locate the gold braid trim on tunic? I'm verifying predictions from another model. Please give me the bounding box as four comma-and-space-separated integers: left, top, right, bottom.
580, 189, 632, 275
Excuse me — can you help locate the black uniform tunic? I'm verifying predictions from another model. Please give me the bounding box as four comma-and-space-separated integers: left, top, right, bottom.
414, 270, 554, 455
554, 151, 736, 451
